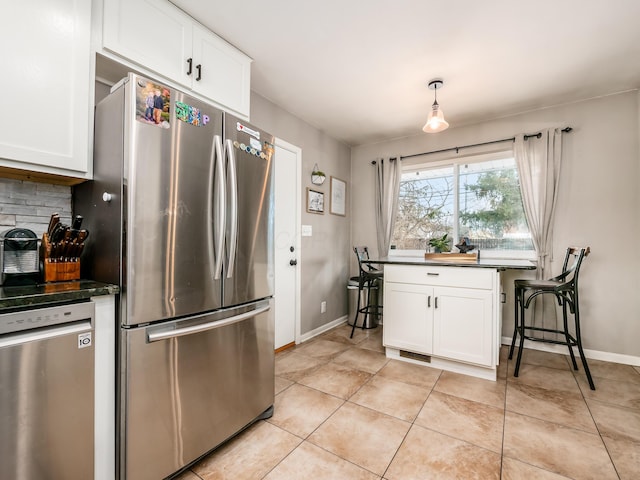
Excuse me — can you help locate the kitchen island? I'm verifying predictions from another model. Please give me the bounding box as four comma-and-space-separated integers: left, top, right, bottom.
367, 256, 535, 381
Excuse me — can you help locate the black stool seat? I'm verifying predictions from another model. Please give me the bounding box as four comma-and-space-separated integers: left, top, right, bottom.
509, 247, 595, 390
514, 279, 563, 290
350, 246, 383, 338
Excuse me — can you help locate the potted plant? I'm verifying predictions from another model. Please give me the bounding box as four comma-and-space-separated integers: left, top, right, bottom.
428, 234, 451, 253
311, 165, 326, 185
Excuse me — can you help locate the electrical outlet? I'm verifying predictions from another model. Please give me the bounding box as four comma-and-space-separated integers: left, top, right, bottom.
320, 301, 327, 313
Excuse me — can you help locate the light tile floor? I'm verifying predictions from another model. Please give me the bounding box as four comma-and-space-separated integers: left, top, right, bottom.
176, 324, 640, 480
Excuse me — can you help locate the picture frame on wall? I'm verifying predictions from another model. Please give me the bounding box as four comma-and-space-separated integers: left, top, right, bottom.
306, 188, 324, 214
330, 176, 346, 216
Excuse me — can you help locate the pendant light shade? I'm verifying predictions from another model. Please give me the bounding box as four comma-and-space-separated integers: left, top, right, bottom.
422, 80, 449, 133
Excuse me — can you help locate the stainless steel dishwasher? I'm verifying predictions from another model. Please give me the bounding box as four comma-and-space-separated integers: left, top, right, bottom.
0, 301, 95, 480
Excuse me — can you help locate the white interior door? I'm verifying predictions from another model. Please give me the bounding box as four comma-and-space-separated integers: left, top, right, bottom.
274, 139, 301, 349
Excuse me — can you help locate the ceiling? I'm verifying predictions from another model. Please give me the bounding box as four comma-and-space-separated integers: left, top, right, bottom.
170, 0, 640, 146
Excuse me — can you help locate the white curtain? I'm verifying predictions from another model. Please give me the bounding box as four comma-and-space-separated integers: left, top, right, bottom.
514, 128, 563, 280
374, 157, 402, 256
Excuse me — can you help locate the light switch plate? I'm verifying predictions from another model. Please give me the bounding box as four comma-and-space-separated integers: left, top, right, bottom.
301, 225, 312, 236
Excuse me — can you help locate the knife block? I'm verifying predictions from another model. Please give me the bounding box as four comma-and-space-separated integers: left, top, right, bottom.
41, 233, 81, 282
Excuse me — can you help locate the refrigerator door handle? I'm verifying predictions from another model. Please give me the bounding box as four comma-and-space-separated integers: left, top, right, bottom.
225, 138, 238, 279
147, 304, 270, 342
213, 135, 225, 280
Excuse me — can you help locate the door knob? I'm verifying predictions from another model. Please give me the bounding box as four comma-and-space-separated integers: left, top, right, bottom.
290, 246, 295, 252
289, 259, 297, 266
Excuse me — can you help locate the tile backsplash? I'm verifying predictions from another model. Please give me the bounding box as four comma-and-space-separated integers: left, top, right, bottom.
0, 178, 72, 236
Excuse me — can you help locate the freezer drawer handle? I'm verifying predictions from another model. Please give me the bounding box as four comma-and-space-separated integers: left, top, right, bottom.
147, 304, 270, 343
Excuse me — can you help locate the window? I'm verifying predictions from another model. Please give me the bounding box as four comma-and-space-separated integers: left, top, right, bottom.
391, 152, 533, 257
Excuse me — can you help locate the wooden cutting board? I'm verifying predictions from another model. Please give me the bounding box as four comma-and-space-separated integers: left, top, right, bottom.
424, 252, 479, 262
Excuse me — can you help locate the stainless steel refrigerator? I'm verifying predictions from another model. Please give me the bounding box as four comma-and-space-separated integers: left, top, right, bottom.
74, 73, 275, 480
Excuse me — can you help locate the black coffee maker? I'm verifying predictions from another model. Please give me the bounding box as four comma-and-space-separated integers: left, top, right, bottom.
0, 228, 40, 286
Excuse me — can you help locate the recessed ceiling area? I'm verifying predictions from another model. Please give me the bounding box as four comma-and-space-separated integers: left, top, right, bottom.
170, 0, 640, 146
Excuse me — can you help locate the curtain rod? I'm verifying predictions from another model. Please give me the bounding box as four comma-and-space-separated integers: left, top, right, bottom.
371, 127, 572, 164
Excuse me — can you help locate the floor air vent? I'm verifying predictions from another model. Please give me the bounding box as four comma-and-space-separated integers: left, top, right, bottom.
399, 350, 431, 363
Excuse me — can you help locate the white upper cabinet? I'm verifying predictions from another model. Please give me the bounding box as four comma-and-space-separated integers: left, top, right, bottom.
102, 0, 193, 85
102, 0, 251, 117
191, 24, 251, 117
0, 0, 92, 181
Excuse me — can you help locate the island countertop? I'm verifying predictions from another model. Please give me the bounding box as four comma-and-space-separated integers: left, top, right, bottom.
366, 256, 536, 271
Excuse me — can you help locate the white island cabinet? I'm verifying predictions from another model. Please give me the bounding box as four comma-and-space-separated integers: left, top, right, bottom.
0, 0, 92, 181
383, 263, 505, 380
102, 0, 251, 118
383, 281, 434, 355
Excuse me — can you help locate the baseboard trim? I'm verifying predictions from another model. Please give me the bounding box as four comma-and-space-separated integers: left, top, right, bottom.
299, 316, 348, 343
501, 336, 640, 367
275, 342, 296, 354
386, 347, 497, 381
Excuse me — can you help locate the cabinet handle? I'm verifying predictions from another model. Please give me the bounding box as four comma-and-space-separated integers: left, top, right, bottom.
196, 64, 202, 81
427, 296, 431, 308
186, 58, 193, 75
435, 297, 438, 309
427, 272, 439, 276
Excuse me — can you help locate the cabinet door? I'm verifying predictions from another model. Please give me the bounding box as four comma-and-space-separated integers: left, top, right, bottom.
192, 24, 251, 117
0, 0, 91, 176
433, 287, 494, 366
383, 282, 433, 355
103, 0, 193, 87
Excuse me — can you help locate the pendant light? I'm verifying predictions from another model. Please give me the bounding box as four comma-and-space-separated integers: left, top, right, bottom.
422, 79, 449, 133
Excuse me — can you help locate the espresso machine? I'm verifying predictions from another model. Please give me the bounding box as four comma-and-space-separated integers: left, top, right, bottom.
0, 228, 39, 286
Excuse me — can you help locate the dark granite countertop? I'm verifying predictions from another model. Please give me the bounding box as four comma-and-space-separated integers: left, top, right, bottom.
0, 280, 119, 311
366, 256, 536, 271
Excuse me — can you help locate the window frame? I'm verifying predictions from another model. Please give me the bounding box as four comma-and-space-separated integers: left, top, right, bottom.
390, 149, 536, 260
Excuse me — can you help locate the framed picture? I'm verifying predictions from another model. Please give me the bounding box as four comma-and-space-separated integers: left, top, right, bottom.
330, 176, 346, 216
306, 188, 324, 214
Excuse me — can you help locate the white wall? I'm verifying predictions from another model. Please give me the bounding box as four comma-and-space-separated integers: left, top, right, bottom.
250, 92, 352, 335
351, 90, 640, 358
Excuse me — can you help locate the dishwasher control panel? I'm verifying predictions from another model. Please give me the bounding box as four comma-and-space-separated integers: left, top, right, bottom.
0, 301, 95, 336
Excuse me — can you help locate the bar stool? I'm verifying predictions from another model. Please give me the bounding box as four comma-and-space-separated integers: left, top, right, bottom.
350, 246, 383, 339
509, 247, 595, 390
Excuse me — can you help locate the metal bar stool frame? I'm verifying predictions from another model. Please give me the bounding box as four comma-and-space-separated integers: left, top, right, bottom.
508, 247, 595, 390
350, 246, 383, 339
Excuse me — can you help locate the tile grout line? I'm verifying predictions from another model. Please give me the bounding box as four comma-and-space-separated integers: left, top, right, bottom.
503, 350, 625, 479
578, 379, 623, 480
380, 368, 443, 479
502, 352, 581, 479
499, 359, 509, 479
281, 369, 378, 478
256, 421, 304, 480
271, 335, 377, 477
275, 330, 636, 479
283, 332, 441, 479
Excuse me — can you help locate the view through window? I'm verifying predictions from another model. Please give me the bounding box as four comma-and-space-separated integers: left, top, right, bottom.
391, 154, 533, 255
